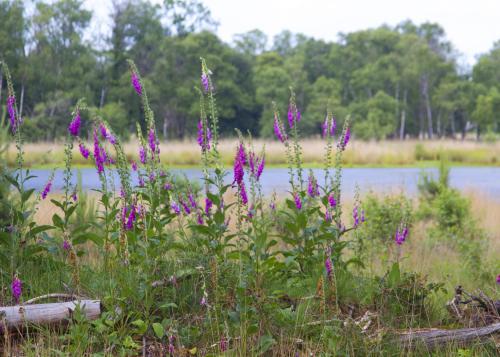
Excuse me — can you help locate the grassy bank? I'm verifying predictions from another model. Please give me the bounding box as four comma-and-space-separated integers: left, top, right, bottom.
7, 139, 500, 168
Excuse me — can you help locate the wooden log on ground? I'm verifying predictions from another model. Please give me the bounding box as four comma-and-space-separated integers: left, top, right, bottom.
0, 300, 101, 332
396, 322, 500, 349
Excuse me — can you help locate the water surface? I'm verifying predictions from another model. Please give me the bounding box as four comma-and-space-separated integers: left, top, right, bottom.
22, 167, 500, 200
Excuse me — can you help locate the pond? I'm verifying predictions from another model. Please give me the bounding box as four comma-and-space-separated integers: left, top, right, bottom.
21, 167, 500, 200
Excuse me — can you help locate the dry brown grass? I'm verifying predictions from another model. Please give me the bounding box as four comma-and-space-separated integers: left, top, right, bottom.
8, 138, 500, 167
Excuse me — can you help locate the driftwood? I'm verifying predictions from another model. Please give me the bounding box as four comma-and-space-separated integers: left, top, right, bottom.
396, 322, 500, 349
0, 300, 101, 332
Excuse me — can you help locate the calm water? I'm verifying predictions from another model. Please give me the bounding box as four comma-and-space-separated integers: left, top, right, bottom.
21, 167, 500, 200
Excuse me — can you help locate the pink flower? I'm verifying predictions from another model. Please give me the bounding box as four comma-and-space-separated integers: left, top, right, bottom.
41, 180, 52, 199
79, 143, 89, 159
11, 275, 22, 303
68, 112, 81, 136
131, 72, 142, 96
294, 193, 302, 210
273, 114, 286, 143
7, 95, 17, 132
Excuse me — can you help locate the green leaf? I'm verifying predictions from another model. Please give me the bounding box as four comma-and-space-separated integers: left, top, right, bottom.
21, 188, 35, 203
152, 322, 164, 339
52, 214, 64, 229
28, 225, 55, 238
388, 262, 401, 287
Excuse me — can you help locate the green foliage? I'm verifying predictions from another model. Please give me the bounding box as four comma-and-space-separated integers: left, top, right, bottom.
418, 158, 488, 280
360, 193, 413, 243
2, 1, 500, 140
375, 262, 445, 326
1, 46, 496, 357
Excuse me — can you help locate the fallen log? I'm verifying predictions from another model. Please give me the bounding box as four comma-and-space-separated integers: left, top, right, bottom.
396, 322, 500, 349
0, 300, 101, 332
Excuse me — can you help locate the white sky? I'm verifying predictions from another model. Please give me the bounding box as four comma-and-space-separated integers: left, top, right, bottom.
84, 0, 500, 65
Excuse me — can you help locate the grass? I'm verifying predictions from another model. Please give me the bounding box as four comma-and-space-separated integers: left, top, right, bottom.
8, 138, 500, 168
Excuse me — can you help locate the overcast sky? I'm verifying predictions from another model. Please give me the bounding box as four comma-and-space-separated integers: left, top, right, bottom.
84, 0, 500, 65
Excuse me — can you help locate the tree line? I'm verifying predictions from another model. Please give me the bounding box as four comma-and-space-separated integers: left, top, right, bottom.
1, 0, 500, 141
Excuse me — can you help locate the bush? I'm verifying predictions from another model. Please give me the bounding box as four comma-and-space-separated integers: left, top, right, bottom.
360, 193, 413, 244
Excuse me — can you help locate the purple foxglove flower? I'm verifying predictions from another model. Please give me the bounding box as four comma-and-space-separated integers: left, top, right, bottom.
233, 153, 244, 185
72, 192, 78, 202
197, 119, 211, 151
200, 296, 207, 306
180, 199, 191, 215
328, 194, 336, 208
188, 193, 197, 208
168, 335, 175, 355
361, 209, 365, 223
41, 180, 52, 199
7, 95, 16, 132
325, 256, 333, 278
205, 197, 213, 215
497, 274, 500, 284
330, 117, 336, 136
197, 213, 203, 225
171, 201, 181, 215
124, 204, 136, 230
63, 239, 72, 251
68, 112, 81, 136
322, 115, 329, 138
93, 129, 104, 173
131, 72, 142, 96
342, 127, 351, 149
11, 276, 22, 303
219, 335, 228, 352
239, 182, 248, 205
99, 123, 108, 139
201, 73, 210, 93
107, 133, 116, 145
248, 152, 256, 175
307, 172, 319, 197
148, 129, 156, 154
287, 105, 294, 128
353, 206, 359, 227
131, 161, 137, 171
164, 182, 172, 190
237, 144, 247, 166
294, 193, 302, 210
296, 109, 301, 122
79, 143, 89, 159
273, 114, 286, 143
256, 156, 265, 180
395, 227, 405, 245
139, 146, 146, 164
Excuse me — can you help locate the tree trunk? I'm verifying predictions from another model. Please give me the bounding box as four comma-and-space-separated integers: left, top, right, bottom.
420, 74, 433, 139
19, 83, 24, 119
395, 83, 399, 138
399, 89, 407, 140
450, 113, 455, 138
0, 300, 101, 332
395, 322, 500, 350
163, 116, 168, 139
99, 87, 106, 109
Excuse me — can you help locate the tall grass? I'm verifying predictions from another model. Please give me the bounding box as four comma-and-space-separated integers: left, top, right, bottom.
9, 138, 500, 168
1, 59, 498, 356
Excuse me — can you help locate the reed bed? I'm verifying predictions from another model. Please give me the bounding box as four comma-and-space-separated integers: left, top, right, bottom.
8, 139, 500, 168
